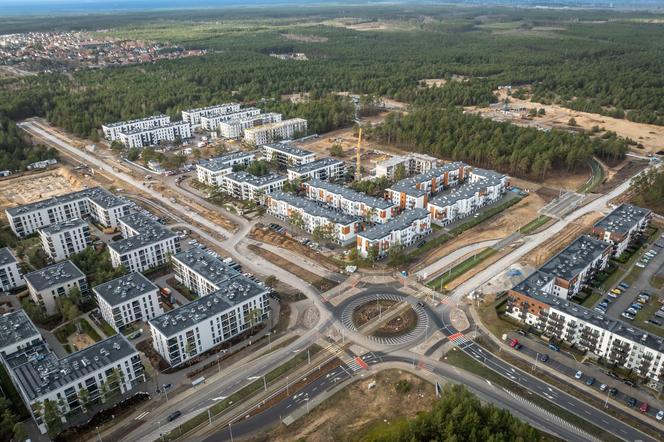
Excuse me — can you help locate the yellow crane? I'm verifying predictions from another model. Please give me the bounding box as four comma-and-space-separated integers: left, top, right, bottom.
355, 126, 362, 181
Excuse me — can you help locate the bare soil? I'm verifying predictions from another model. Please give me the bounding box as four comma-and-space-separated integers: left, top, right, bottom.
595, 159, 649, 194
68, 332, 96, 351
352, 300, 417, 337
252, 370, 436, 442
0, 167, 86, 212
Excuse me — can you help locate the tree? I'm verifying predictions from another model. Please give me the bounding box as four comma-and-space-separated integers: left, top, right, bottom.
77, 387, 92, 413
265, 275, 279, 288
244, 307, 263, 330
288, 211, 305, 231
246, 160, 270, 177
393, 163, 407, 181
127, 147, 140, 161
367, 244, 380, 263
13, 422, 28, 442
387, 243, 408, 268
538, 108, 546, 116
329, 143, 343, 157
42, 399, 62, 438
568, 117, 577, 126
312, 223, 335, 245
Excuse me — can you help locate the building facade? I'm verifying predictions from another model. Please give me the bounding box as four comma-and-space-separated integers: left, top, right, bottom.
218, 113, 282, 138
171, 247, 241, 297
357, 208, 431, 258
24, 261, 88, 315
591, 204, 652, 257
200, 107, 261, 131
374, 153, 438, 179
94, 272, 163, 332
220, 172, 286, 202
261, 142, 316, 167
0, 247, 25, 292
195, 151, 257, 186
102, 115, 170, 141
243, 118, 308, 145
39, 218, 91, 262
149, 276, 270, 366
182, 103, 241, 126
286, 158, 346, 182
118, 122, 192, 148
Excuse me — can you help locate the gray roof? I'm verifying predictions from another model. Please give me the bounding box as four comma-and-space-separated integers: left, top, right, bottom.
0, 310, 41, 350
93, 272, 158, 307
224, 171, 286, 188
0, 247, 17, 267
198, 151, 258, 172
269, 191, 359, 225
38, 218, 88, 236
103, 114, 169, 128
6, 187, 126, 217
305, 179, 395, 210
172, 248, 240, 287
429, 172, 506, 207
594, 204, 652, 236
359, 208, 430, 241
539, 235, 611, 282
387, 162, 469, 197
24, 261, 85, 291
263, 142, 315, 158
121, 121, 190, 135
149, 276, 268, 337
4, 334, 138, 401
109, 213, 177, 255
288, 158, 345, 175
184, 103, 238, 114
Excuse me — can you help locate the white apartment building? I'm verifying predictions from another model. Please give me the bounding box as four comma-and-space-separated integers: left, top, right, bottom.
0, 247, 25, 292
302, 179, 397, 224
218, 113, 282, 138
374, 153, 438, 179
102, 115, 170, 141
244, 118, 308, 145
5, 187, 130, 238
220, 172, 286, 202
266, 191, 360, 245
2, 334, 143, 434
24, 261, 88, 315
182, 103, 241, 126
38, 218, 91, 262
287, 157, 346, 182
357, 208, 432, 258
149, 276, 270, 366
201, 107, 261, 131
195, 151, 257, 186
118, 122, 192, 148
94, 272, 163, 332
506, 285, 664, 383
171, 247, 241, 297
262, 142, 316, 167
109, 213, 181, 273
0, 310, 42, 357
591, 204, 652, 257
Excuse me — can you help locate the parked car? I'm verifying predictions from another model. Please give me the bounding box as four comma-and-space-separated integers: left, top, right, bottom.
510, 339, 519, 348
611, 288, 622, 295
608, 387, 618, 397
622, 312, 635, 320
623, 379, 636, 387
168, 411, 182, 422
618, 282, 630, 290
639, 402, 649, 413
636, 262, 646, 268
599, 383, 608, 392
539, 354, 549, 362
630, 303, 644, 310
647, 318, 662, 326
607, 292, 618, 299
574, 371, 583, 380
514, 343, 523, 350
516, 329, 527, 336
547, 343, 560, 352
656, 410, 664, 421
627, 397, 637, 407
585, 377, 595, 386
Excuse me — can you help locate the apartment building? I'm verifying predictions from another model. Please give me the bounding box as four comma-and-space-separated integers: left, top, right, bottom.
244, 118, 308, 145
200, 107, 261, 131
24, 261, 88, 315
591, 204, 652, 257
171, 247, 241, 297
385, 162, 471, 210
0, 247, 25, 292
94, 272, 163, 332
218, 113, 282, 139
38, 218, 91, 262
118, 121, 192, 149
2, 334, 143, 434
6, 187, 130, 238
149, 276, 270, 366
182, 103, 241, 126
195, 151, 257, 186
427, 168, 508, 225
102, 115, 170, 141
287, 158, 346, 182
109, 213, 181, 273
262, 142, 316, 168
374, 153, 438, 179
266, 192, 360, 244
357, 208, 431, 258
506, 285, 664, 383
0, 310, 42, 357
220, 172, 286, 202
302, 179, 397, 224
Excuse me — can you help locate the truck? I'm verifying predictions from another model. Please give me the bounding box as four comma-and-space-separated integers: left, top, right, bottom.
192, 376, 206, 387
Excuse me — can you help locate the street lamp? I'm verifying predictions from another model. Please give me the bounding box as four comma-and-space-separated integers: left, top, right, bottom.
305, 397, 310, 414
228, 422, 234, 442
96, 426, 102, 442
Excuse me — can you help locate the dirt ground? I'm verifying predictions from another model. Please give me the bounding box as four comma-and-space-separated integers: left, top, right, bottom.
68, 332, 96, 351
255, 370, 436, 442
470, 89, 664, 154
0, 167, 86, 212
595, 159, 649, 194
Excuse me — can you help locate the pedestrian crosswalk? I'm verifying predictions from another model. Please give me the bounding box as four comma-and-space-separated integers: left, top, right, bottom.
345, 358, 363, 372
447, 332, 471, 348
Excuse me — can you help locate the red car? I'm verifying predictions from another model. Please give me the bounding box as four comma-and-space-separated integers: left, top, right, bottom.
510, 339, 519, 348
640, 402, 649, 413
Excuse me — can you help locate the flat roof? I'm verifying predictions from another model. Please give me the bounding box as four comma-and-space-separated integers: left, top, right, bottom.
149, 276, 268, 337
224, 171, 286, 188
359, 208, 430, 241
269, 191, 359, 226
172, 247, 240, 287
378, 152, 438, 168
200, 107, 261, 122
594, 203, 652, 236
24, 261, 85, 292
121, 121, 190, 135
305, 179, 395, 210
4, 334, 137, 401
262, 142, 314, 158
220, 112, 281, 127
197, 150, 258, 172
539, 235, 611, 282
6, 187, 127, 217
39, 218, 88, 236
102, 114, 169, 129
0, 247, 17, 267
288, 158, 344, 175
183, 103, 239, 114
0, 310, 41, 350
109, 213, 177, 254
387, 162, 469, 197
93, 272, 158, 307
429, 172, 506, 207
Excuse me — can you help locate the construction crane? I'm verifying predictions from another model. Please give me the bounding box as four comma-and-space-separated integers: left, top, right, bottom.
355, 126, 362, 181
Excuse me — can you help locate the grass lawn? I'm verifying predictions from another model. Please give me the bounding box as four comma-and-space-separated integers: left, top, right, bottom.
99, 318, 118, 337
580, 291, 602, 308
650, 275, 664, 289
634, 299, 664, 338
427, 248, 497, 290
477, 299, 518, 338
622, 266, 644, 286
518, 215, 551, 235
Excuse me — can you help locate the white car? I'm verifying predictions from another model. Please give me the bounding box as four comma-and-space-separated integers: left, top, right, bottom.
656, 410, 664, 421
574, 371, 583, 380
